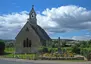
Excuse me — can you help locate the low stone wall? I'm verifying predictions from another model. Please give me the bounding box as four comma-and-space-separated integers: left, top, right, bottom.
39, 57, 84, 60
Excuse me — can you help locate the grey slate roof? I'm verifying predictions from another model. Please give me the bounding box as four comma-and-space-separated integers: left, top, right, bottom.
30, 24, 51, 40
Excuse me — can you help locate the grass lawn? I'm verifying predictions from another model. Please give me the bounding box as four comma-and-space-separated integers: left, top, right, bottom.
5, 47, 14, 53
0, 53, 36, 60
0, 47, 36, 60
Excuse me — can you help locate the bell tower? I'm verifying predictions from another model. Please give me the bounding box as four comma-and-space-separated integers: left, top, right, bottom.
28, 5, 37, 25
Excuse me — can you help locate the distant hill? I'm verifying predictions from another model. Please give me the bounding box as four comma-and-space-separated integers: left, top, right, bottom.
0, 39, 15, 43
52, 39, 76, 41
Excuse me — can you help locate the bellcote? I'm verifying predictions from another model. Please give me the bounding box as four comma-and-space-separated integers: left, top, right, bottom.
28, 5, 37, 25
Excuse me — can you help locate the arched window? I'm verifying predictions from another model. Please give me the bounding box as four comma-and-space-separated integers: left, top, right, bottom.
23, 38, 32, 47
29, 40, 31, 47
23, 40, 26, 47
26, 38, 29, 47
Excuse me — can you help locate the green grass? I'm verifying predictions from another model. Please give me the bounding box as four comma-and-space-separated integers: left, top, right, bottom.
15, 54, 36, 59
5, 47, 14, 53
0, 47, 36, 60
0, 53, 36, 60
83, 48, 91, 50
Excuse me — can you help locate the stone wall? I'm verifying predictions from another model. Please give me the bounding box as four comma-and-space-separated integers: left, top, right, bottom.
39, 57, 84, 60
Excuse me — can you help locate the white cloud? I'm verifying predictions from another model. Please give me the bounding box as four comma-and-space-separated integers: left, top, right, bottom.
0, 11, 28, 39
37, 5, 91, 33
0, 5, 91, 40
72, 35, 91, 41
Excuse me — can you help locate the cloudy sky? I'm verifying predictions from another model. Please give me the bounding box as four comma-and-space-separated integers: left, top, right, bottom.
0, 0, 91, 40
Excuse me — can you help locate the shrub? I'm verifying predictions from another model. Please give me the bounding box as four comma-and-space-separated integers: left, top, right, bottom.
42, 47, 48, 53
80, 48, 91, 58
72, 45, 80, 54
0, 40, 5, 55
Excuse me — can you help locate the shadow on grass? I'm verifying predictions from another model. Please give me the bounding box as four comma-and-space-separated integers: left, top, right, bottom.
4, 52, 11, 55
0, 52, 11, 55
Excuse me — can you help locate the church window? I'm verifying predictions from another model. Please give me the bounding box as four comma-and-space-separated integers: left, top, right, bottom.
23, 40, 26, 47
26, 38, 29, 47
23, 38, 32, 47
29, 40, 31, 47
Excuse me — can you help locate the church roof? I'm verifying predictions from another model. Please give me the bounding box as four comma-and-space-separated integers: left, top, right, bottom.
30, 24, 51, 40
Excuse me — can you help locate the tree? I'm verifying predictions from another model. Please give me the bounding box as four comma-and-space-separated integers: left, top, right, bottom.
52, 40, 58, 48
88, 40, 91, 45
0, 40, 5, 55
42, 47, 48, 53
9, 43, 14, 47
62, 41, 66, 47
72, 45, 80, 54
80, 41, 88, 48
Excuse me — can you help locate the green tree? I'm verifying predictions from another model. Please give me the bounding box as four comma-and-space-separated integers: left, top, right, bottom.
80, 41, 88, 48
0, 40, 5, 55
72, 45, 80, 54
52, 40, 58, 48
88, 40, 91, 45
62, 41, 66, 47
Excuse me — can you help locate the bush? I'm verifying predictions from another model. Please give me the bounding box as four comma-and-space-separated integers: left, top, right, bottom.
72, 45, 80, 54
41, 47, 48, 53
6, 43, 14, 48
80, 48, 91, 58
0, 40, 5, 55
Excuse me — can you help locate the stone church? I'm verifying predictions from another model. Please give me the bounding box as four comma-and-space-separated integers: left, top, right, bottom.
15, 6, 51, 53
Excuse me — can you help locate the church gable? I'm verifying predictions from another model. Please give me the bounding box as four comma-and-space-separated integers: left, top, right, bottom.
15, 22, 40, 40
15, 22, 41, 53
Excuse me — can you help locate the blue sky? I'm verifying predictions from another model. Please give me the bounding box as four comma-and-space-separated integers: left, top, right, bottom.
0, 0, 91, 14
0, 0, 91, 40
